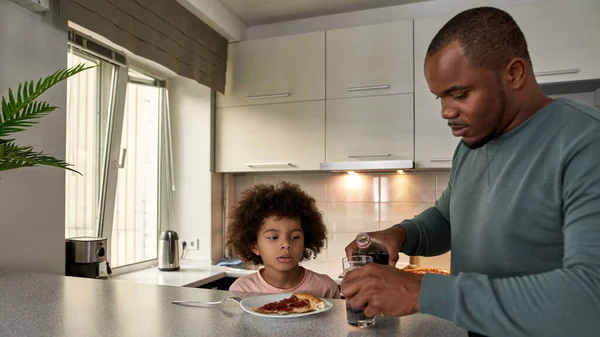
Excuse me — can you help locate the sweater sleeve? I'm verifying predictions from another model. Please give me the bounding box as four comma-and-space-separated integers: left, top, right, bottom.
419, 129, 600, 337
397, 175, 452, 257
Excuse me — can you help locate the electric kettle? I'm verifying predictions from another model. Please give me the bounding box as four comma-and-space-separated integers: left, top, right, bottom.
158, 230, 180, 271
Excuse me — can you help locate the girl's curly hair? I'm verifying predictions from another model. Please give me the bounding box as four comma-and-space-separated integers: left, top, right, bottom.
226, 181, 327, 265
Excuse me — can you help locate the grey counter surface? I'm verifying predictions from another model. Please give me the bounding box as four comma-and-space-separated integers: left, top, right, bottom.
0, 271, 467, 337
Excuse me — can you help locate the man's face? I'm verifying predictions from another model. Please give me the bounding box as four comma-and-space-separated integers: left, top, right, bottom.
424, 40, 507, 149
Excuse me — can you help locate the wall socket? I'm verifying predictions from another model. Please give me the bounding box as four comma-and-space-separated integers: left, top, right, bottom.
182, 237, 200, 251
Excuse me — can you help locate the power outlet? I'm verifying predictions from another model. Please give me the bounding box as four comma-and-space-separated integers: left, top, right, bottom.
182, 237, 200, 251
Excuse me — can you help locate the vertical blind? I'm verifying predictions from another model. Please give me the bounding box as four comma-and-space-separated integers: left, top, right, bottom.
65, 0, 228, 92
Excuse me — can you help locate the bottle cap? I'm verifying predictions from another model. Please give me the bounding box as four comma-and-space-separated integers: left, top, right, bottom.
356, 232, 371, 249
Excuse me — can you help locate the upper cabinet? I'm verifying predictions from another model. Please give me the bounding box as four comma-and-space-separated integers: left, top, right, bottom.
507, 0, 600, 84
215, 101, 325, 173
326, 21, 414, 99
215, 0, 600, 172
413, 15, 458, 169
413, 0, 600, 169
326, 94, 414, 163
216, 32, 325, 108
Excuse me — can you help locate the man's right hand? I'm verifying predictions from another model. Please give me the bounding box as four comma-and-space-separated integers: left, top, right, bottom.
344, 225, 407, 266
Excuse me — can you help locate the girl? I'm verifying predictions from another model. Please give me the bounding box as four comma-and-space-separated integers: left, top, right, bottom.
227, 181, 339, 299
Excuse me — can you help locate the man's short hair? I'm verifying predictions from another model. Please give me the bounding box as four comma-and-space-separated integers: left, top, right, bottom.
427, 7, 531, 70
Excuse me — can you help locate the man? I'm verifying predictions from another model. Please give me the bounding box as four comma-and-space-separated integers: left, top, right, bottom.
341, 7, 600, 337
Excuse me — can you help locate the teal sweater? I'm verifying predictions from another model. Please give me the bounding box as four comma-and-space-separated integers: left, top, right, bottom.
400, 98, 600, 336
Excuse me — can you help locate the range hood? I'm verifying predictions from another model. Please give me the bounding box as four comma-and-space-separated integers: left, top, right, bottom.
320, 159, 413, 172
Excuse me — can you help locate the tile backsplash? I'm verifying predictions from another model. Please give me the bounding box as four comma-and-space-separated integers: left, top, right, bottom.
232, 171, 452, 269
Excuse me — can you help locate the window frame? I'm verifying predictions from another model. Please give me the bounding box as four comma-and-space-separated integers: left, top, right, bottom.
67, 30, 169, 271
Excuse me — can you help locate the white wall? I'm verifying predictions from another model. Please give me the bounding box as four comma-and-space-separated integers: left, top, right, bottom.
164, 77, 213, 260
0, 1, 68, 274
247, 0, 551, 40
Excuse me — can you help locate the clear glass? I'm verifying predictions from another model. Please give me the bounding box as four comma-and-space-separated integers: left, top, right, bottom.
109, 82, 161, 267
65, 50, 115, 239
342, 255, 375, 328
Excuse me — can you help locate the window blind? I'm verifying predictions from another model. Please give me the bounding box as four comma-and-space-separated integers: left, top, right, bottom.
65, 0, 228, 92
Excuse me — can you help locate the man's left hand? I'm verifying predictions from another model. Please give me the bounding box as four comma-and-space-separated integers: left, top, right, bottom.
340, 263, 424, 317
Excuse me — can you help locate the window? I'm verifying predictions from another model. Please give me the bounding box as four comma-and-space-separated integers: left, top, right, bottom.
65, 33, 167, 268
110, 74, 162, 267
65, 50, 113, 238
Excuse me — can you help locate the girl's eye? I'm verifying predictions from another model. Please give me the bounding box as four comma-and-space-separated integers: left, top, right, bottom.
267, 236, 278, 240
291, 235, 301, 240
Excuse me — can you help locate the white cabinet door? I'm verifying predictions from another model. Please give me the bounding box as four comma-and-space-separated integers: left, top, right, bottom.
326, 94, 414, 163
217, 32, 325, 108
507, 0, 600, 84
215, 101, 325, 172
326, 21, 413, 99
414, 15, 459, 169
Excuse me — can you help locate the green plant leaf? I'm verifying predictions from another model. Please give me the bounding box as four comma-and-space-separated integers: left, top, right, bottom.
0, 140, 81, 174
0, 64, 93, 174
0, 64, 94, 138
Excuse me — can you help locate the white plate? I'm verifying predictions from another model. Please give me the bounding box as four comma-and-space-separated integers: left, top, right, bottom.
239, 293, 333, 318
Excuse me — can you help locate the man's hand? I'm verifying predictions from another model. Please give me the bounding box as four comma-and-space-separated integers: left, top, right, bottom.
340, 263, 424, 317
344, 226, 407, 266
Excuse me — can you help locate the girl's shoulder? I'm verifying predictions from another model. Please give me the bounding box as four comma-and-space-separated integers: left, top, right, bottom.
302, 269, 340, 299
229, 270, 264, 292
304, 269, 337, 284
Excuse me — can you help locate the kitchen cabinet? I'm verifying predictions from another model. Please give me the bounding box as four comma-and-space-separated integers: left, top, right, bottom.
215, 101, 325, 172
216, 32, 325, 108
507, 0, 600, 84
326, 94, 414, 162
413, 0, 600, 168
413, 15, 459, 169
196, 277, 236, 290
326, 20, 413, 99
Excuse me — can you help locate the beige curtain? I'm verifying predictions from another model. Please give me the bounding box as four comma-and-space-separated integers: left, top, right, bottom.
65, 0, 228, 92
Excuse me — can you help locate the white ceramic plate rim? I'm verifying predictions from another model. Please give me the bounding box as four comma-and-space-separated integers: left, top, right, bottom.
239, 293, 333, 318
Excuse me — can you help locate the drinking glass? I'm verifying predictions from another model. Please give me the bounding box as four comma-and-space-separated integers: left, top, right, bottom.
342, 255, 375, 327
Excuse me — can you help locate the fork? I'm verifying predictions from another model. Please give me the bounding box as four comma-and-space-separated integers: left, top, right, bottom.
171, 296, 243, 307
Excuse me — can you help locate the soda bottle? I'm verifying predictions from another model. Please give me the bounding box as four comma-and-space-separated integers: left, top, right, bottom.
353, 232, 390, 265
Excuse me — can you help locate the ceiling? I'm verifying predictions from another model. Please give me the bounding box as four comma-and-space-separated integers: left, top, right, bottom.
218, 0, 433, 26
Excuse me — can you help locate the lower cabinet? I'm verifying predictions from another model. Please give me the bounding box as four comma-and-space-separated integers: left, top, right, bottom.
197, 277, 237, 291
215, 101, 325, 172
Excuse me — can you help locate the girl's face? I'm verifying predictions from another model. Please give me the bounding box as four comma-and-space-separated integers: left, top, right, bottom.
252, 216, 305, 272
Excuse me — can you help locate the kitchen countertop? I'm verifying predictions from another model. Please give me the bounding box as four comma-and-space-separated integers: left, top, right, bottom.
110, 260, 256, 288
110, 259, 410, 287
0, 271, 467, 337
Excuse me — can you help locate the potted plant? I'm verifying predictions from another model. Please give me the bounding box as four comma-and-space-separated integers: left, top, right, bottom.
0, 64, 90, 173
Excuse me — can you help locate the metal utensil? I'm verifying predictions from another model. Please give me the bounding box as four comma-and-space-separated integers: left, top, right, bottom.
171, 296, 243, 307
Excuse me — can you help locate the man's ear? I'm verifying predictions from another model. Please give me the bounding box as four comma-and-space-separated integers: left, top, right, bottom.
505, 58, 527, 90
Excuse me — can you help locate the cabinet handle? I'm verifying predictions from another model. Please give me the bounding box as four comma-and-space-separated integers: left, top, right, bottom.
244, 162, 294, 168
534, 69, 580, 77
346, 85, 390, 92
245, 93, 291, 100
348, 153, 391, 158
430, 157, 452, 162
